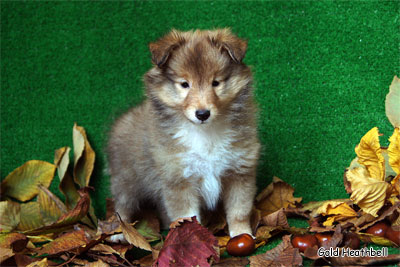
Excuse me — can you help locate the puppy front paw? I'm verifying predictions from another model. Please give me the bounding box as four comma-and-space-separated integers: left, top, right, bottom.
109, 233, 128, 244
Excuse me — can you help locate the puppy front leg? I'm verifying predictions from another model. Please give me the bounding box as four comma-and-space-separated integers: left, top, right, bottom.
222, 172, 256, 237
162, 178, 202, 225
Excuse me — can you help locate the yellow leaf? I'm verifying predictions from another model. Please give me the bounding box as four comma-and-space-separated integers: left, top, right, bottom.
17, 202, 44, 231
0, 201, 20, 232
358, 232, 397, 247
345, 167, 391, 217
355, 127, 385, 181
26, 257, 48, 267
1, 161, 56, 202
385, 76, 400, 128
86, 260, 110, 267
321, 203, 358, 226
388, 128, 400, 175
118, 215, 152, 251
73, 124, 95, 188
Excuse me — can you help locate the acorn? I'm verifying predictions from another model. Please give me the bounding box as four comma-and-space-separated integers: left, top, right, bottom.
226, 233, 255, 256
291, 234, 318, 253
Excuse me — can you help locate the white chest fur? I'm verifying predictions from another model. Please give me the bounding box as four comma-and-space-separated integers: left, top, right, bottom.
173, 122, 244, 209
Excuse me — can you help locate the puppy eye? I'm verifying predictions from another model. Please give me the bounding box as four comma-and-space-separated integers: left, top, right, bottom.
212, 80, 220, 87
180, 82, 190, 88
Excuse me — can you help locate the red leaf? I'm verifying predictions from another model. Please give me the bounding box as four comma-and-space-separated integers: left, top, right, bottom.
156, 217, 219, 267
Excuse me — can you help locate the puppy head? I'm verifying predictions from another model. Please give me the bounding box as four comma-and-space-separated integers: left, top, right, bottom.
145, 29, 252, 125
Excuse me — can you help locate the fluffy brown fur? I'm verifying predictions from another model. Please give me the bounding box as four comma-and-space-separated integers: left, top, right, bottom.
107, 29, 260, 238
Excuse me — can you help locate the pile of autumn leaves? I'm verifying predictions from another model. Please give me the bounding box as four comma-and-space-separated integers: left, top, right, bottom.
1, 77, 400, 267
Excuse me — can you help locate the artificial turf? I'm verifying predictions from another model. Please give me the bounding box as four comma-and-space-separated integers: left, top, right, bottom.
1, 0, 399, 262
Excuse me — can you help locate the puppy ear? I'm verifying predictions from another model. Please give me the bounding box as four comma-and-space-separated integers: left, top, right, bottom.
149, 29, 185, 67
210, 28, 248, 63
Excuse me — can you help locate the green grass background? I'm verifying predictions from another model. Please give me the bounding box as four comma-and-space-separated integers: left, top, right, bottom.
2, 0, 399, 261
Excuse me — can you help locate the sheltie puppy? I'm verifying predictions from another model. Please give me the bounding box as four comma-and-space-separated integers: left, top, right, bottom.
107, 28, 260, 239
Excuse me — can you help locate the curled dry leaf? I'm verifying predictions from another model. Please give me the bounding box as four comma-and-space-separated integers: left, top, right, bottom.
117, 214, 152, 251
0, 201, 20, 232
0, 232, 28, 252
73, 123, 95, 189
156, 217, 219, 267
261, 208, 290, 228
357, 232, 397, 247
354, 127, 385, 181
256, 177, 302, 216
249, 235, 302, 267
37, 229, 88, 256
55, 147, 80, 210
24, 188, 90, 236
388, 128, 400, 195
37, 185, 67, 225
386, 75, 400, 128
345, 167, 391, 217
1, 160, 56, 202
320, 202, 358, 226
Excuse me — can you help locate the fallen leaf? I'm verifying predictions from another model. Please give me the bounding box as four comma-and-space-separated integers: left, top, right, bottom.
24, 188, 90, 235
0, 233, 27, 252
73, 123, 95, 188
1, 160, 56, 202
55, 147, 80, 210
388, 128, 400, 175
117, 214, 152, 251
249, 235, 302, 267
26, 257, 48, 267
357, 232, 397, 247
330, 250, 400, 266
261, 208, 290, 228
256, 177, 302, 216
156, 216, 219, 267
386, 75, 400, 128
354, 127, 385, 181
38, 229, 88, 256
136, 219, 161, 242
85, 259, 110, 267
213, 257, 249, 267
344, 167, 391, 217
321, 202, 358, 226
0, 247, 14, 263
17, 202, 43, 231
0, 201, 20, 232
37, 185, 67, 225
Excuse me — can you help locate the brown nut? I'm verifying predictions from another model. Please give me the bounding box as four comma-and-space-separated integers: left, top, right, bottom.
342, 232, 360, 249
291, 234, 318, 253
226, 233, 255, 256
385, 227, 400, 246
314, 233, 332, 246
366, 222, 389, 237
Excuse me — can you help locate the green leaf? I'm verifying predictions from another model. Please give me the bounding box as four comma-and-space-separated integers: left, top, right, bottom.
1, 160, 56, 202
136, 219, 161, 242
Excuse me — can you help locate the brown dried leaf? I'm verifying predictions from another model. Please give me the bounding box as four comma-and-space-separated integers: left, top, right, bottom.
26, 258, 48, 267
156, 217, 219, 267
0, 233, 27, 252
118, 214, 152, 251
256, 177, 302, 216
1, 160, 56, 202
0, 201, 20, 232
0, 247, 14, 263
330, 251, 400, 266
261, 208, 290, 228
249, 235, 302, 267
85, 260, 110, 267
213, 257, 249, 267
38, 229, 88, 256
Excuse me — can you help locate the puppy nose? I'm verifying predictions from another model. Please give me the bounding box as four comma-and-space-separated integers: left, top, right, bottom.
195, 109, 210, 121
